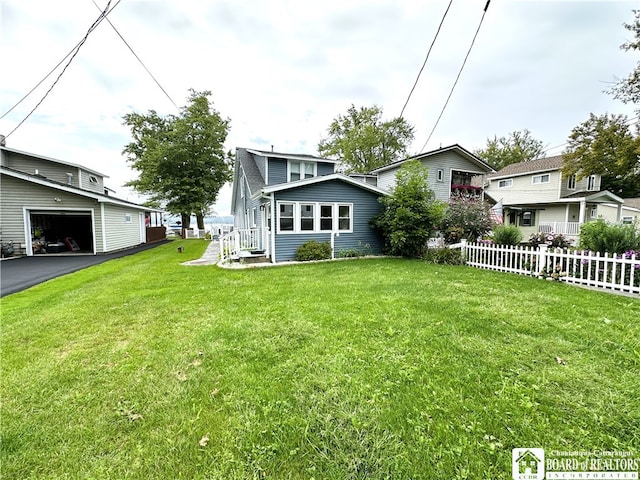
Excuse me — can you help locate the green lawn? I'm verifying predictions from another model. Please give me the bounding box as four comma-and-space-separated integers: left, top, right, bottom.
1, 240, 639, 479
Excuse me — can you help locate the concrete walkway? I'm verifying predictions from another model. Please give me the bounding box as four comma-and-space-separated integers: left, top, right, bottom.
181, 240, 220, 266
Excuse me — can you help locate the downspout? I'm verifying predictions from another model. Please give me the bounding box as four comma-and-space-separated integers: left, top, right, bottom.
270, 192, 276, 263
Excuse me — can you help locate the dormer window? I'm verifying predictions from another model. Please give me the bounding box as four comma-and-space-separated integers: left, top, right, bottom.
288, 160, 316, 181
89, 175, 98, 184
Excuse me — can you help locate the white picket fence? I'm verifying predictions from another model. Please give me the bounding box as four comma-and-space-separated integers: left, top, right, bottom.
456, 240, 640, 295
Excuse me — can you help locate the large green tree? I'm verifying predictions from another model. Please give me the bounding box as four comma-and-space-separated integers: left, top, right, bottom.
123, 90, 232, 230
562, 113, 640, 197
474, 129, 546, 171
608, 9, 640, 115
370, 160, 445, 258
318, 104, 414, 173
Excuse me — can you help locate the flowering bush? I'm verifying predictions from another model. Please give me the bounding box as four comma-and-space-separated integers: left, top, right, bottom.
439, 197, 493, 244
527, 232, 573, 248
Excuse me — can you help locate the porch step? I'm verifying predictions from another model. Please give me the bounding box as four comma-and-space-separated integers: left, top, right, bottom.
240, 255, 269, 264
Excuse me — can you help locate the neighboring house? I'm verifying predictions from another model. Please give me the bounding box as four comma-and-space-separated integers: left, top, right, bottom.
1, 146, 163, 256
230, 147, 387, 262
370, 144, 495, 201
483, 155, 635, 242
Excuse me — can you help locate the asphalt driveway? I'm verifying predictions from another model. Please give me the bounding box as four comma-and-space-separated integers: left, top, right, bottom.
0, 241, 169, 297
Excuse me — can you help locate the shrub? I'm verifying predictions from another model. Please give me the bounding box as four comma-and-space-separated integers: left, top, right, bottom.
491, 225, 523, 245
423, 247, 465, 265
527, 232, 572, 248
579, 219, 640, 254
338, 242, 371, 258
439, 196, 494, 243
295, 240, 332, 261
370, 160, 446, 258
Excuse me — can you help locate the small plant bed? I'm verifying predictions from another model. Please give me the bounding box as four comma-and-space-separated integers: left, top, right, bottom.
1, 240, 639, 478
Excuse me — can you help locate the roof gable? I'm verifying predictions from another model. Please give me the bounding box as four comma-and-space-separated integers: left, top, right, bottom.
371, 144, 495, 174
259, 173, 388, 196
1, 146, 109, 178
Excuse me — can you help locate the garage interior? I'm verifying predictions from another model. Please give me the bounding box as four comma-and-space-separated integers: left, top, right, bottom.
30, 212, 94, 254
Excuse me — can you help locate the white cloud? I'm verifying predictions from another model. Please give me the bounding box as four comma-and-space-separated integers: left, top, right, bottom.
1, 0, 637, 214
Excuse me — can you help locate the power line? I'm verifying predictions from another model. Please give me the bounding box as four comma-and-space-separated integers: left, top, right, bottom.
420, 0, 491, 152
91, 0, 179, 110
1, 0, 122, 121
4, 0, 120, 140
545, 115, 640, 155
399, 0, 454, 119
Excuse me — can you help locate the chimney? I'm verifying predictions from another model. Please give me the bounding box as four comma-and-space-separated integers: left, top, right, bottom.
271, 144, 274, 152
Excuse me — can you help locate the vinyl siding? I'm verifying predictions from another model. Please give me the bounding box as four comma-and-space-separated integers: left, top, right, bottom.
268, 158, 287, 184
488, 170, 562, 205
377, 150, 488, 202
559, 174, 601, 198
273, 179, 383, 261
102, 204, 143, 252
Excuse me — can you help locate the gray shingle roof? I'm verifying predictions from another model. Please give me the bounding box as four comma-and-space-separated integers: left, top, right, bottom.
237, 147, 266, 195
488, 155, 564, 179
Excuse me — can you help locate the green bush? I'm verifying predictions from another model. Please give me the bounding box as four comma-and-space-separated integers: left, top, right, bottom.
579, 219, 640, 253
491, 225, 523, 245
527, 231, 573, 248
424, 247, 465, 265
295, 240, 332, 261
370, 160, 446, 258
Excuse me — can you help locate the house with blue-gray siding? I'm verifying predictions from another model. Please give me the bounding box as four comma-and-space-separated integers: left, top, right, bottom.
230, 147, 386, 263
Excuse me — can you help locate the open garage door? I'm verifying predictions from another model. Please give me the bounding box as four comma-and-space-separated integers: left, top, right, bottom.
29, 211, 94, 255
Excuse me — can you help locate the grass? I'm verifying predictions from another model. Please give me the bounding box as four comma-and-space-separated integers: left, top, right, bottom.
1, 239, 639, 479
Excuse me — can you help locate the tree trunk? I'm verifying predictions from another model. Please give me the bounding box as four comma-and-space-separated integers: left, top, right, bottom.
196, 212, 205, 229
181, 212, 191, 237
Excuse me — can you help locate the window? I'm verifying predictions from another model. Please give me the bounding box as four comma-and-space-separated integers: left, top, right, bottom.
277, 202, 352, 233
532, 174, 550, 184
320, 205, 333, 231
125, 213, 132, 223
338, 205, 351, 230
587, 175, 597, 191
567, 175, 576, 190
89, 175, 98, 184
437, 169, 444, 182
590, 206, 598, 219
252, 207, 258, 227
498, 179, 513, 188
279, 203, 294, 231
300, 204, 314, 231
521, 210, 535, 227
289, 161, 316, 181
622, 216, 634, 224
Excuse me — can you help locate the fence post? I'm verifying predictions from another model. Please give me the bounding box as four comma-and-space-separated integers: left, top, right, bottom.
460, 239, 467, 262
537, 244, 548, 276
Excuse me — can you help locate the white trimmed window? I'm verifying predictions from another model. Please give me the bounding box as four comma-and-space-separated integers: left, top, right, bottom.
288, 161, 316, 181
89, 175, 98, 184
521, 210, 535, 226
622, 216, 634, 224
567, 175, 576, 190
498, 179, 513, 188
437, 169, 444, 182
125, 213, 132, 223
587, 175, 597, 191
277, 201, 352, 233
532, 174, 550, 184
590, 206, 598, 219
252, 207, 258, 227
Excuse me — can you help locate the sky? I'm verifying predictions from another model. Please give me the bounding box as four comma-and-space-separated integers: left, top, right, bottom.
0, 0, 637, 215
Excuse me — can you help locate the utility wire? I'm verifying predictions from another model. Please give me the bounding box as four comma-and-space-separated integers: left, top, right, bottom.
420, 0, 491, 152
1, 0, 121, 121
4, 0, 120, 140
545, 115, 640, 155
91, 0, 179, 110
399, 0, 453, 119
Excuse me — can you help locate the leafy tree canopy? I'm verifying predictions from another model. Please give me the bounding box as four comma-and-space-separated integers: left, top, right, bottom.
318, 104, 414, 173
123, 90, 232, 229
608, 9, 640, 115
562, 113, 640, 197
370, 160, 445, 258
474, 129, 546, 171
